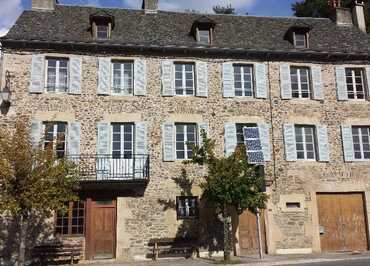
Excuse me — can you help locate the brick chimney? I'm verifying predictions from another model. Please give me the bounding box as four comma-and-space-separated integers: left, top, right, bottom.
32, 0, 57, 11
351, 0, 366, 33
142, 0, 158, 13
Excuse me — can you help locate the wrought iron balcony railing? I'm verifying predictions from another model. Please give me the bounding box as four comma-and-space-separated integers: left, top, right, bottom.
68, 154, 150, 182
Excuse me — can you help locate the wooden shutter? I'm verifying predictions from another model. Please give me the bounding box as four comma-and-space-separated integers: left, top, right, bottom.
255, 63, 268, 99
366, 67, 370, 100
30, 120, 42, 148
98, 57, 111, 95
316, 125, 330, 162
312, 66, 324, 100
135, 122, 148, 155
222, 63, 235, 98
283, 123, 297, 161
258, 123, 271, 161
97, 123, 110, 180
163, 122, 175, 161
69, 57, 82, 94
134, 58, 147, 96
336, 66, 348, 101
341, 125, 354, 162
29, 54, 45, 93
280, 64, 292, 99
224, 123, 237, 156
161, 60, 174, 96
68, 122, 81, 156
196, 61, 208, 97
198, 122, 208, 146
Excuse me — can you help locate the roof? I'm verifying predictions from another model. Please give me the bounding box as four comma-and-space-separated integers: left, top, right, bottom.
2, 4, 370, 57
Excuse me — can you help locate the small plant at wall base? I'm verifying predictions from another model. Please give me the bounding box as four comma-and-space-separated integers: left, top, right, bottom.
0, 118, 79, 266
186, 131, 268, 262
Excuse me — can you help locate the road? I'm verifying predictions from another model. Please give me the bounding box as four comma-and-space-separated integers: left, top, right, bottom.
290, 258, 370, 266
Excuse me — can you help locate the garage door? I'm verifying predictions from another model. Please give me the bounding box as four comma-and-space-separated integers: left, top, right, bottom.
317, 193, 368, 252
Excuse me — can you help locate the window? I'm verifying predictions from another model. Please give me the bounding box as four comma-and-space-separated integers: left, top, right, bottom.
46, 58, 69, 92
96, 24, 109, 40
112, 61, 134, 95
175, 63, 195, 96
55, 201, 85, 236
234, 65, 254, 97
295, 125, 316, 160
112, 123, 134, 159
176, 196, 199, 219
43, 122, 67, 158
346, 68, 366, 100
175, 123, 197, 160
236, 123, 257, 147
352, 126, 370, 160
294, 32, 307, 48
198, 29, 210, 44
290, 67, 311, 99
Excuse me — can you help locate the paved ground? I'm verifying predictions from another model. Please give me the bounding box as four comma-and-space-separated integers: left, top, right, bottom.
297, 258, 370, 266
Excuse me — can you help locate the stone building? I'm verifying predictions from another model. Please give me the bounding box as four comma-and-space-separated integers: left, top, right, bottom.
1, 0, 370, 262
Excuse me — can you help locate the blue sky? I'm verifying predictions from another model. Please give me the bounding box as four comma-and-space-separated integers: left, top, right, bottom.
0, 0, 298, 36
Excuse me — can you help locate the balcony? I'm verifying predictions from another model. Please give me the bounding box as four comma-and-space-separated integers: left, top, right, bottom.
68, 154, 150, 188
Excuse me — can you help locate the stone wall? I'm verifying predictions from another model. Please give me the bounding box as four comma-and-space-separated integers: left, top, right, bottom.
1, 49, 370, 259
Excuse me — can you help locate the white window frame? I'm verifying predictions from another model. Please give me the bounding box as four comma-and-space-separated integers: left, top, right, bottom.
233, 64, 254, 97
45, 58, 69, 93
111, 61, 134, 96
174, 63, 196, 96
345, 68, 366, 100
295, 125, 316, 161
352, 126, 370, 160
290, 66, 311, 99
197, 29, 210, 44
294, 32, 307, 48
111, 123, 135, 158
96, 24, 109, 40
175, 123, 197, 160
43, 122, 68, 158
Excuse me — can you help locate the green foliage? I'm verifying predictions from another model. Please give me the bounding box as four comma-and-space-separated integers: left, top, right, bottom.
213, 4, 236, 14
292, 0, 370, 33
0, 118, 79, 218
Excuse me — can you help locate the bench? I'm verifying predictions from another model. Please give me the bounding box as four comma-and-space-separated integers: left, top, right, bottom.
148, 238, 199, 260
32, 242, 83, 265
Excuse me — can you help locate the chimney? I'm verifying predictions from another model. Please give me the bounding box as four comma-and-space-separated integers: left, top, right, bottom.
142, 0, 158, 13
32, 0, 57, 11
351, 0, 367, 33
332, 7, 354, 26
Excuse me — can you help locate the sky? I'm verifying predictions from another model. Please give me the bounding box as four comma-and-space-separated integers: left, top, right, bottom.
0, 0, 298, 37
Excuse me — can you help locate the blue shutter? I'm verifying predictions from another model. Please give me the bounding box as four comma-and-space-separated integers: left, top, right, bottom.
243, 126, 264, 164
68, 122, 81, 156
29, 54, 45, 93
222, 63, 235, 98
97, 123, 110, 180
258, 123, 271, 161
196, 61, 208, 97
336, 66, 348, 101
30, 120, 42, 148
69, 57, 82, 94
280, 64, 291, 99
198, 122, 208, 146
283, 124, 297, 161
135, 122, 148, 155
161, 60, 174, 96
163, 122, 175, 161
316, 125, 330, 162
255, 63, 268, 99
341, 125, 354, 162
134, 58, 147, 96
312, 66, 324, 100
98, 58, 111, 95
224, 123, 237, 156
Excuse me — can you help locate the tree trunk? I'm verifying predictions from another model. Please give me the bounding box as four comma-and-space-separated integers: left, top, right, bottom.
222, 208, 232, 262
17, 214, 28, 266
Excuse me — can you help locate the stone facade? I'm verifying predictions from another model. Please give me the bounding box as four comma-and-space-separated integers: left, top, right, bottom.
1, 48, 370, 260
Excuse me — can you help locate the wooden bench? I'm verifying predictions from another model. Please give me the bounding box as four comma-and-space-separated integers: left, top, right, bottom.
32, 242, 83, 265
148, 238, 199, 260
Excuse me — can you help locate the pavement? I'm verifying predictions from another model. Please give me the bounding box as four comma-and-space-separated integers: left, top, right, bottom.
81, 251, 370, 266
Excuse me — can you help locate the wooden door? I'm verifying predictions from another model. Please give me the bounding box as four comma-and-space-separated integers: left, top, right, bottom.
238, 210, 266, 255
89, 200, 116, 259
317, 193, 368, 252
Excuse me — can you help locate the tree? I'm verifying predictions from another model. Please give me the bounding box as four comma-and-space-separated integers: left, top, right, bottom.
292, 0, 370, 33
186, 131, 268, 261
213, 4, 236, 14
0, 118, 79, 266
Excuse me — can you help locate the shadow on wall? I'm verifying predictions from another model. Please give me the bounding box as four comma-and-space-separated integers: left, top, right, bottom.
0, 213, 54, 266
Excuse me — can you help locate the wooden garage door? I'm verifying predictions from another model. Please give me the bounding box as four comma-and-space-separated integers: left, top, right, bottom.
317, 193, 368, 252
238, 210, 266, 255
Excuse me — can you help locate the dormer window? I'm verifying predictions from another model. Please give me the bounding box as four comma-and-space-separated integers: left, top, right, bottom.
90, 11, 115, 41
198, 30, 211, 44
285, 25, 311, 49
294, 32, 308, 48
191, 16, 216, 45
97, 24, 109, 40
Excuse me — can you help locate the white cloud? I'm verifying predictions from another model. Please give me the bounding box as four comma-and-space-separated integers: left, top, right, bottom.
0, 0, 23, 37
125, 0, 256, 12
